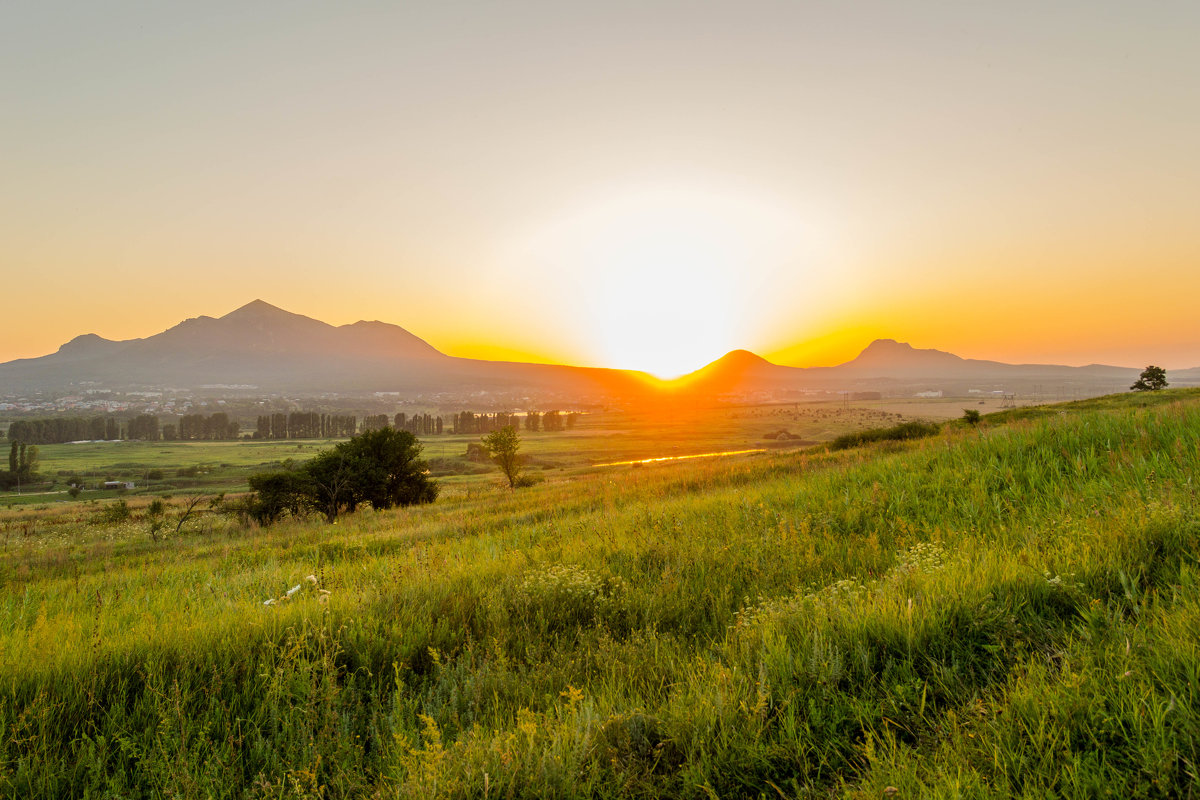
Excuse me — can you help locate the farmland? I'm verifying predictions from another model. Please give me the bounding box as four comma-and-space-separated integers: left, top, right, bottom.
1, 389, 1198, 798
2, 399, 938, 505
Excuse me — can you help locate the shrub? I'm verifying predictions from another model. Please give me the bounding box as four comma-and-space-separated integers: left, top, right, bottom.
830, 420, 940, 450
96, 499, 130, 524
513, 474, 543, 488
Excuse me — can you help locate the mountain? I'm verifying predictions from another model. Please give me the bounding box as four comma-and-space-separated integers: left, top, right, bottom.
0, 302, 1194, 401
837, 339, 966, 375
679, 339, 1196, 399
0, 301, 655, 401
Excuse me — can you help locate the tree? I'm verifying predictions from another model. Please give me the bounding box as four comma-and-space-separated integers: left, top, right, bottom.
337, 427, 437, 511
305, 451, 357, 523
1131, 365, 1168, 392
21, 445, 38, 479
482, 425, 523, 488
244, 427, 437, 525
961, 409, 981, 425
246, 470, 314, 525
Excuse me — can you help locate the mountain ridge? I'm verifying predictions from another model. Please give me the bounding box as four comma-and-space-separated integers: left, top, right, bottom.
1, 301, 1196, 399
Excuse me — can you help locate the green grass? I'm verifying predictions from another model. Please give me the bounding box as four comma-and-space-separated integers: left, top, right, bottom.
828, 419, 941, 450
1, 389, 1198, 797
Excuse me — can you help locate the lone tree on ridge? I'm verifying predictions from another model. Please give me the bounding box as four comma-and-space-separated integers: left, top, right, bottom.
1131, 365, 1168, 392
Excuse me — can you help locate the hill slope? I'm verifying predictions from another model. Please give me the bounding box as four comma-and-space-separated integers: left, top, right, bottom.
3, 389, 1199, 796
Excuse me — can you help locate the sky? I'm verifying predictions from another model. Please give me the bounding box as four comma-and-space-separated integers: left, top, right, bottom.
3, 1, 1198, 377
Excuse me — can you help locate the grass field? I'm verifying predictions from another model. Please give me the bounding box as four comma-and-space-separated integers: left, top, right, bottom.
1, 389, 1198, 798
3, 400, 920, 506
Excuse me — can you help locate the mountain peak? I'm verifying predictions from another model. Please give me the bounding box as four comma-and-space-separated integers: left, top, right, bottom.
220, 299, 290, 320
56, 332, 120, 356
839, 338, 964, 374
714, 349, 773, 368
859, 338, 915, 354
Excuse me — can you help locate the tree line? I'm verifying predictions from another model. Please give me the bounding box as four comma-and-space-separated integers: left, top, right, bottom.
254, 413, 358, 440
451, 410, 578, 434
6, 409, 582, 446
7, 416, 121, 445
6, 413, 243, 444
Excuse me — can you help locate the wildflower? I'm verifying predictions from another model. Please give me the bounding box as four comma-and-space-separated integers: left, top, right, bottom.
305, 575, 318, 584
285, 584, 301, 597
263, 598, 275, 606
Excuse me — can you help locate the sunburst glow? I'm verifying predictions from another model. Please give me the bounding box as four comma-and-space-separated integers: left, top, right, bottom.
513, 185, 804, 377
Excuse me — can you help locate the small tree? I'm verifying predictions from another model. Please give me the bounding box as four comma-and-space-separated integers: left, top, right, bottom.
1131, 365, 1168, 392
961, 408, 982, 425
482, 426, 523, 488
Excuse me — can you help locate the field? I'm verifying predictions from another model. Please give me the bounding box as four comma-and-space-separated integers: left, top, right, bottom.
3, 400, 925, 506
2, 389, 1199, 798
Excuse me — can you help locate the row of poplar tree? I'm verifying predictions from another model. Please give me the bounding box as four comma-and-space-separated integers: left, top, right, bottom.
6, 413, 239, 444
253, 410, 580, 439
254, 413, 359, 440
6, 409, 582, 446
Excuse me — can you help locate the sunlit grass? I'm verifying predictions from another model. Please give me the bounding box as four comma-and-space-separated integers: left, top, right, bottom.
1, 389, 1198, 797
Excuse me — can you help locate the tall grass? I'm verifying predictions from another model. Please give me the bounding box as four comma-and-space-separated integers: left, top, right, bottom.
1, 390, 1198, 797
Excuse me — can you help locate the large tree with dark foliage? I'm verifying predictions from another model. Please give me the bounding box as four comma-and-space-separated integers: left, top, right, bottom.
246, 427, 437, 524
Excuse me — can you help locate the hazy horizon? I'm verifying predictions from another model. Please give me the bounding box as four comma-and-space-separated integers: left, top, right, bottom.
4, 2, 1198, 375
4, 297, 1192, 379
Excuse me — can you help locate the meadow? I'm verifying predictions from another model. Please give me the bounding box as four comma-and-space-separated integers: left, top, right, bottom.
1, 389, 1198, 798
4, 400, 919, 505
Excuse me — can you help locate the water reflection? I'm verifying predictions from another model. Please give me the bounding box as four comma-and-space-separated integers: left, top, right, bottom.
595, 448, 766, 467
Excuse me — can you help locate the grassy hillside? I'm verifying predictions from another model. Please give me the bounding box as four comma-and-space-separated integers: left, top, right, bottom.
2, 390, 1198, 798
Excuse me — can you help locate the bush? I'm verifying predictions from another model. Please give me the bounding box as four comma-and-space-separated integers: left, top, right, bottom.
830, 420, 941, 450
96, 499, 130, 524
962, 409, 982, 425
513, 474, 543, 488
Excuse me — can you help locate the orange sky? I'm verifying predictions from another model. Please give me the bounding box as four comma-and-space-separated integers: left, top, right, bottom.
3, 3, 1198, 377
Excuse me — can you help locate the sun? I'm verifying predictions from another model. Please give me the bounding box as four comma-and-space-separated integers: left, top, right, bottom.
512, 184, 802, 378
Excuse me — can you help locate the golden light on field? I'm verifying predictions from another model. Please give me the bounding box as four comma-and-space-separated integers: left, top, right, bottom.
508, 184, 807, 378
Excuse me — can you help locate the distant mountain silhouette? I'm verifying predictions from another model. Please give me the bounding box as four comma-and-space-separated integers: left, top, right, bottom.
838, 339, 966, 374
0, 301, 655, 400
0, 302, 1194, 400
678, 338, 1194, 398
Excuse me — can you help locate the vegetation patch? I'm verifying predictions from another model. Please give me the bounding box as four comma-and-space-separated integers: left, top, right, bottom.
1, 390, 1198, 797
828, 419, 941, 450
